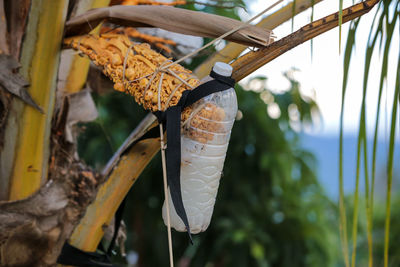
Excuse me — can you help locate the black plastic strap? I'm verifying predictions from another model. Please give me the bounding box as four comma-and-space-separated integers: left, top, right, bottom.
155, 75, 235, 242
107, 196, 126, 255
57, 200, 126, 267
210, 70, 235, 87
165, 105, 192, 242
57, 242, 115, 267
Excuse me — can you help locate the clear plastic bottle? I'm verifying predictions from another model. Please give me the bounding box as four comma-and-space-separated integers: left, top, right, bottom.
162, 62, 238, 234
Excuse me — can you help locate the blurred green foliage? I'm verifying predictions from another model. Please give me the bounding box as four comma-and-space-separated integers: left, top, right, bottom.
77, 91, 147, 168
342, 196, 400, 267
78, 71, 340, 266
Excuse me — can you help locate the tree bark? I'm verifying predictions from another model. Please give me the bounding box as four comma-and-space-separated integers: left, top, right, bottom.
0, 95, 103, 266
0, 1, 108, 266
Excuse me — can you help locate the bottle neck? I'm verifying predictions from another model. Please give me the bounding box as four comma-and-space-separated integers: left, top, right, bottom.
199, 75, 213, 84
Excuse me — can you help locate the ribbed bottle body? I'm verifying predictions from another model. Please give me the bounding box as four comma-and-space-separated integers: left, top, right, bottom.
162, 82, 237, 233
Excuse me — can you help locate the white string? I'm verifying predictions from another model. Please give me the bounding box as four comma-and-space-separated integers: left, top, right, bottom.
158, 73, 165, 109
122, 44, 135, 84
167, 68, 197, 89
165, 81, 185, 107
84, 16, 94, 32
157, 72, 175, 267
182, 101, 207, 128
159, 124, 174, 267
161, 0, 282, 70
142, 71, 158, 102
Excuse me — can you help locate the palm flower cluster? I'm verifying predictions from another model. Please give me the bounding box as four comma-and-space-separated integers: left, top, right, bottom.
64, 34, 225, 142
64, 34, 200, 111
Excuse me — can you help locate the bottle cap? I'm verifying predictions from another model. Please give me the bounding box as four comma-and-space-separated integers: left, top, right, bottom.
212, 62, 233, 77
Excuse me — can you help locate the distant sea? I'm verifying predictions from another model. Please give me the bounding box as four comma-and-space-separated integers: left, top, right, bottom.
300, 134, 400, 200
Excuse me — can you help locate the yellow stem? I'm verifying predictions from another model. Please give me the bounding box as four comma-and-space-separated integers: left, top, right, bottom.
70, 137, 160, 250
7, 0, 69, 200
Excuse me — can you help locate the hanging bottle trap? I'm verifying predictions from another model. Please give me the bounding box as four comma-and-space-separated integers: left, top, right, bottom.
65, 33, 237, 238
161, 62, 237, 234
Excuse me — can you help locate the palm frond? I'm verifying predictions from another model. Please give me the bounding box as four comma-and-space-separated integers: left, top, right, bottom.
341, 1, 400, 266
339, 17, 359, 267
384, 32, 400, 267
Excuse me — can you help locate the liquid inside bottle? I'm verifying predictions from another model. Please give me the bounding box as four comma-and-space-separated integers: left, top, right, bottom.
162, 62, 238, 234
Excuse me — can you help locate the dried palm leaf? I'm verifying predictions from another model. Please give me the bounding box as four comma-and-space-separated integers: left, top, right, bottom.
65, 6, 274, 47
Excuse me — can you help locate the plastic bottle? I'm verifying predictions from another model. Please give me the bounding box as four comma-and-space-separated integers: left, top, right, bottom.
162, 62, 238, 234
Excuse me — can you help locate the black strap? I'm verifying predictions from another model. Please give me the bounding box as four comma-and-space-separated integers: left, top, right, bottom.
107, 196, 126, 255
57, 200, 126, 267
57, 242, 115, 267
210, 70, 235, 87
154, 73, 235, 242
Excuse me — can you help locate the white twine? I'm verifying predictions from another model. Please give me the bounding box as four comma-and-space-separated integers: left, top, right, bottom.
157, 72, 175, 267
141, 71, 158, 102
122, 44, 135, 84
181, 101, 207, 128
160, 0, 282, 70
158, 123, 174, 267
165, 80, 185, 107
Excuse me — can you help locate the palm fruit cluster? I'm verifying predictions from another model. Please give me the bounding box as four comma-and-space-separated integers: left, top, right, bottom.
64, 34, 225, 142
64, 34, 199, 111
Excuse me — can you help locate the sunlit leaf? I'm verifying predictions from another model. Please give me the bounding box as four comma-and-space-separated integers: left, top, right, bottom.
339, 18, 359, 267
384, 29, 400, 267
